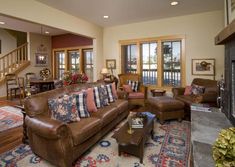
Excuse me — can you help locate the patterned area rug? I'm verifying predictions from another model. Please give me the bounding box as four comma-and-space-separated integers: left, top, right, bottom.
0, 120, 190, 167
0, 106, 23, 133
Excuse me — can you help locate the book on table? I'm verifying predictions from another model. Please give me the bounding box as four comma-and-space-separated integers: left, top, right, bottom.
190, 103, 211, 112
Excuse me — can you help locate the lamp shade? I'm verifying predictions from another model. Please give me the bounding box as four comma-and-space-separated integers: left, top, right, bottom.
100, 68, 109, 74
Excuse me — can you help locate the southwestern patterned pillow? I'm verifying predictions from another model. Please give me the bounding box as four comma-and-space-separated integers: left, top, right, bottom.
48, 95, 80, 123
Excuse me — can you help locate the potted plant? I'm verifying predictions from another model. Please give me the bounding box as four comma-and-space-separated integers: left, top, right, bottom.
212, 127, 235, 167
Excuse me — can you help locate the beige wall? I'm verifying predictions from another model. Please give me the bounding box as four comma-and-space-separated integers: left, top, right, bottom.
0, 0, 103, 81
0, 28, 16, 57
103, 10, 225, 85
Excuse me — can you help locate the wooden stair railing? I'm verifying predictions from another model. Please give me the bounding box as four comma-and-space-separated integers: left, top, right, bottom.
0, 43, 30, 84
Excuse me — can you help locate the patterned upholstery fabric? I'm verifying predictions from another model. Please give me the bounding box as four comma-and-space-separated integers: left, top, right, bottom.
105, 84, 115, 103
191, 84, 205, 95
73, 92, 90, 118
93, 86, 102, 108
128, 92, 145, 99
127, 80, 139, 92
48, 95, 80, 123
99, 85, 110, 106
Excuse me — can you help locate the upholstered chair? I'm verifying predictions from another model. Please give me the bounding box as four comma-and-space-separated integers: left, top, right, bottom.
118, 73, 147, 107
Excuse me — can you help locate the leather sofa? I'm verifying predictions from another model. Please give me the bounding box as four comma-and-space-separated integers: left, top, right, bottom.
24, 82, 129, 167
172, 78, 218, 119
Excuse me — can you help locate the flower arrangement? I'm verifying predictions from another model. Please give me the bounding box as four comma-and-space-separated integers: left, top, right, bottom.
63, 71, 88, 86
212, 127, 235, 167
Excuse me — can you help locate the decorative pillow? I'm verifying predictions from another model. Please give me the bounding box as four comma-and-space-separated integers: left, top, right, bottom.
191, 84, 205, 95
111, 82, 118, 99
184, 85, 192, 95
73, 92, 90, 118
123, 84, 133, 93
127, 80, 139, 92
105, 84, 115, 103
93, 86, 102, 108
99, 85, 110, 106
72, 88, 97, 113
48, 95, 80, 123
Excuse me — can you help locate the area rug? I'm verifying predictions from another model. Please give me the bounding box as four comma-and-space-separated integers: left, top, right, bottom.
0, 120, 190, 167
0, 106, 23, 133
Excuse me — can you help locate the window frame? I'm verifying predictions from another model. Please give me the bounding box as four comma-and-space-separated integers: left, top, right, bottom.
119, 35, 185, 89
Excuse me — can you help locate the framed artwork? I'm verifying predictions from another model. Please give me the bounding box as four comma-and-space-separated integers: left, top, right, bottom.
226, 0, 235, 24
192, 59, 215, 76
35, 53, 48, 67
106, 59, 116, 69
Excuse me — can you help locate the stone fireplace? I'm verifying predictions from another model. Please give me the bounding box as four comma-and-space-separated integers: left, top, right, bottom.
215, 21, 235, 126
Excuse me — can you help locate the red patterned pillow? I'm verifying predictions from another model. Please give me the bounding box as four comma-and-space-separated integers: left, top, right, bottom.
184, 86, 192, 95
123, 84, 133, 93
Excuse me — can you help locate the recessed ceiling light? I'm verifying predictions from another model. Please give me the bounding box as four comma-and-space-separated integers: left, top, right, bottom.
103, 15, 109, 19
45, 31, 50, 34
0, 21, 5, 25
171, 1, 179, 6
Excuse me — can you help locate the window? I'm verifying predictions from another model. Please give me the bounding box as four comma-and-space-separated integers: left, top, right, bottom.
162, 41, 181, 86
53, 46, 93, 80
141, 42, 157, 85
121, 44, 137, 73
120, 35, 185, 87
83, 49, 94, 82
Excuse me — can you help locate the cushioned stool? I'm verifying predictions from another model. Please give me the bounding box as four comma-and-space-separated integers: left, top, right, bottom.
147, 96, 185, 124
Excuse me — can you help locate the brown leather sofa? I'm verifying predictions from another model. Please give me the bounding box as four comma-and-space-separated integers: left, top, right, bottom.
24, 82, 129, 167
172, 78, 218, 119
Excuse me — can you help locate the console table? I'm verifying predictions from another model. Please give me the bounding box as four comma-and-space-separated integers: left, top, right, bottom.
191, 110, 232, 167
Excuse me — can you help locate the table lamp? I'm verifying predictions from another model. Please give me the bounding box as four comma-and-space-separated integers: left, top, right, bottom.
100, 68, 109, 79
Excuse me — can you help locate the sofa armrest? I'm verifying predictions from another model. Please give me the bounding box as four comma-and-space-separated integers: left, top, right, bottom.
25, 115, 69, 139
193, 92, 217, 103
172, 87, 185, 97
139, 85, 148, 99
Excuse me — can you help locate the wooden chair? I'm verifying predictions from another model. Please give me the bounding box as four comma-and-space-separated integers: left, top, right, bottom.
5, 73, 25, 104
118, 73, 148, 107
25, 72, 38, 94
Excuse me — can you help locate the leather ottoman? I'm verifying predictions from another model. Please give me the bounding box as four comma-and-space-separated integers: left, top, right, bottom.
147, 96, 185, 124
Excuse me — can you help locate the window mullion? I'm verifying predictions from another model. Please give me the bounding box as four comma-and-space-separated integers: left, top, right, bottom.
157, 40, 162, 87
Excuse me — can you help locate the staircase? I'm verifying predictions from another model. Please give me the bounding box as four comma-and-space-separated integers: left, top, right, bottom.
0, 43, 30, 85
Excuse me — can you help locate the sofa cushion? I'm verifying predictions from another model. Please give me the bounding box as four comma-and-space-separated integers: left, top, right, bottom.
191, 84, 205, 95
184, 86, 192, 95
123, 84, 133, 93
128, 92, 144, 99
91, 105, 118, 127
48, 95, 80, 123
112, 82, 118, 99
67, 117, 101, 146
127, 80, 139, 92
105, 84, 115, 103
73, 92, 90, 118
110, 99, 128, 114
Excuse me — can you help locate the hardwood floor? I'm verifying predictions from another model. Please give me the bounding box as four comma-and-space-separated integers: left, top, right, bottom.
0, 100, 23, 154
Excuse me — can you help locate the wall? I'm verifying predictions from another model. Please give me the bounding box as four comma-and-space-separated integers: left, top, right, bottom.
0, 0, 103, 81
52, 34, 93, 49
0, 33, 51, 96
0, 28, 16, 57
103, 10, 225, 85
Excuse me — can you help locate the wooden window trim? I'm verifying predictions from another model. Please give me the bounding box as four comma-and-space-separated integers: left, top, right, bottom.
119, 35, 186, 88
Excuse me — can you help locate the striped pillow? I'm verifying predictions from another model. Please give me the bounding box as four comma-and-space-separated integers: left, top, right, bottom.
93, 86, 102, 108
99, 85, 110, 106
105, 84, 115, 102
127, 80, 139, 92
73, 92, 90, 118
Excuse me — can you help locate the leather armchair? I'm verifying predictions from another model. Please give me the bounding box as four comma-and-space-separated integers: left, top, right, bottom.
172, 78, 218, 119
118, 73, 147, 107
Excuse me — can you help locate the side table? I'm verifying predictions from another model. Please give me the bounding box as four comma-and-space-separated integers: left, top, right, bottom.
14, 105, 28, 144
150, 89, 166, 97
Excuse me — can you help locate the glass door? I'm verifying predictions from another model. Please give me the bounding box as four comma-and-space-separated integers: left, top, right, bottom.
83, 50, 93, 82
68, 50, 80, 73
55, 51, 65, 80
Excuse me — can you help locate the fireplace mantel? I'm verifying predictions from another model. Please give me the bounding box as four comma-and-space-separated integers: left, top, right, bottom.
215, 19, 235, 45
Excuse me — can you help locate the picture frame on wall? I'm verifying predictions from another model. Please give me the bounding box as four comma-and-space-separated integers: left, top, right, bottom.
35, 53, 48, 67
226, 0, 235, 24
192, 59, 215, 76
106, 59, 116, 69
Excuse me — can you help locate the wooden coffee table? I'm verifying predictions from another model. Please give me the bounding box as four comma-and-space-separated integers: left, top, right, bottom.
112, 112, 155, 163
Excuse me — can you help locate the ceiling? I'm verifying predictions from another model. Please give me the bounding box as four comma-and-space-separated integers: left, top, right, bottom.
36, 0, 223, 27
0, 15, 67, 36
